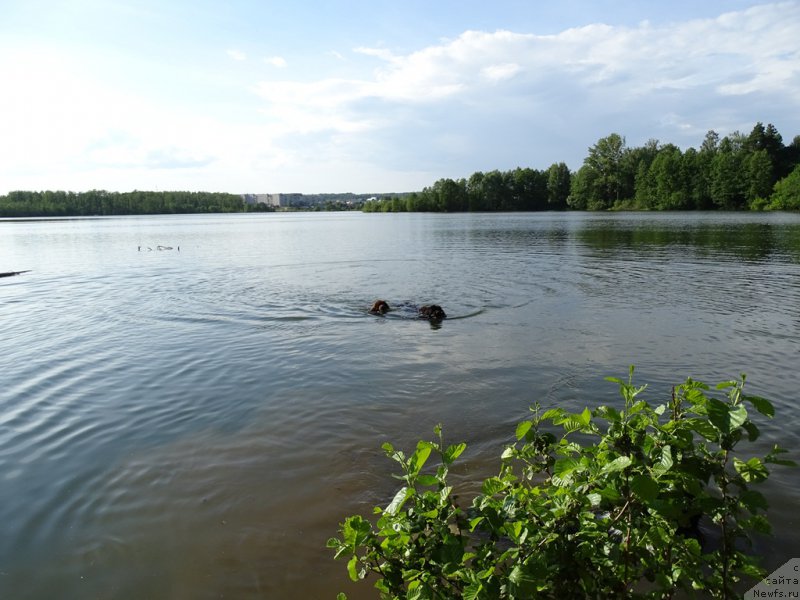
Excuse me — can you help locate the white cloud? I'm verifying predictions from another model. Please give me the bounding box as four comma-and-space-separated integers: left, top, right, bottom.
252, 2, 800, 158
0, 45, 294, 192
264, 56, 287, 68
481, 63, 522, 82
353, 46, 398, 62
226, 49, 247, 61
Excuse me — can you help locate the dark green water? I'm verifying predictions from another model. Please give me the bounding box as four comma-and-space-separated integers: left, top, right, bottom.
1, 211, 798, 598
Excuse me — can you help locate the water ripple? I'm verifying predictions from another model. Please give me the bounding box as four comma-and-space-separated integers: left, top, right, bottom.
1, 212, 799, 599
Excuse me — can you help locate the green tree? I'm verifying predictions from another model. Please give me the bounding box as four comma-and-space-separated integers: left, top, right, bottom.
649, 145, 688, 210
770, 163, 800, 210
744, 150, 774, 207
466, 172, 488, 211
634, 159, 654, 209
710, 137, 746, 209
481, 170, 507, 211
746, 122, 785, 180
508, 167, 547, 210
546, 162, 571, 209
403, 192, 419, 212
567, 165, 597, 210
583, 133, 628, 209
700, 130, 720, 154
628, 139, 661, 208
780, 135, 800, 182
680, 147, 706, 209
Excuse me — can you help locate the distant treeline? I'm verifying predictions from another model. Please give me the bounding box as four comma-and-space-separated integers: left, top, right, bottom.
364, 122, 800, 212
4, 122, 800, 217
0, 190, 271, 218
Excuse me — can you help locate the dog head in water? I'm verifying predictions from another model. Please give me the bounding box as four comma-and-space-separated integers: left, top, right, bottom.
369, 300, 390, 314
418, 304, 446, 320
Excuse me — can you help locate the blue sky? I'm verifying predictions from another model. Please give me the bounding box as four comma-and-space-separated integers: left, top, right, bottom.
1, 1, 798, 194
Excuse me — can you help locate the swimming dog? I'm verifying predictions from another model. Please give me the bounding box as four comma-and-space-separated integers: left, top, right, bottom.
370, 300, 446, 321
418, 304, 446, 320
369, 300, 390, 314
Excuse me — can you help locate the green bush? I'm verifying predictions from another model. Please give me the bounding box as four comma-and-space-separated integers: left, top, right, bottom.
328, 369, 794, 599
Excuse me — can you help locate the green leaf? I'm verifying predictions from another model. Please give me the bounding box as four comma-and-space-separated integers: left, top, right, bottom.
385, 486, 411, 516
743, 514, 772, 534
553, 457, 582, 481
600, 455, 632, 474
336, 593, 348, 600
729, 404, 748, 429
508, 520, 523, 540
409, 442, 432, 475
501, 446, 515, 460
406, 580, 426, 600
765, 445, 798, 467
463, 581, 483, 600
743, 421, 760, 442
595, 405, 621, 422
416, 474, 439, 487
482, 477, 507, 496
445, 442, 467, 463
541, 408, 564, 420
733, 457, 769, 483
744, 394, 774, 417
739, 561, 767, 579
652, 445, 673, 475
686, 417, 718, 441
516, 420, 533, 440
347, 556, 359, 581
556, 415, 586, 434
509, 563, 540, 597
598, 483, 622, 502
627, 400, 648, 416
739, 489, 769, 513
341, 515, 372, 550
707, 398, 747, 434
631, 474, 659, 502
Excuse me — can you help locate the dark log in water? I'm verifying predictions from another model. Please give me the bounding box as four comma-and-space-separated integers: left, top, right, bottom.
0, 270, 31, 278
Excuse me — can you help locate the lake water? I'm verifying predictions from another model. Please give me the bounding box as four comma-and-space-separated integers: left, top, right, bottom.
1, 211, 799, 599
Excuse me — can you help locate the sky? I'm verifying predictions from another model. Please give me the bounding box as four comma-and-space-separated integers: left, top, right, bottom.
1, 1, 799, 195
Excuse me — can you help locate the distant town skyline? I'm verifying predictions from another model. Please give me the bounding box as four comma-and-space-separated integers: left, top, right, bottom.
1, 0, 798, 195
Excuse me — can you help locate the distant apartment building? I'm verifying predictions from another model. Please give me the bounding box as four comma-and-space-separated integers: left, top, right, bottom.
241, 192, 382, 209
241, 193, 274, 206
240, 193, 306, 208
270, 193, 305, 207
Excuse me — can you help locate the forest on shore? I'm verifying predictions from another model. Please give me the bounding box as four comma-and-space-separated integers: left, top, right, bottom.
365, 122, 800, 213
2, 122, 799, 217
0, 190, 270, 218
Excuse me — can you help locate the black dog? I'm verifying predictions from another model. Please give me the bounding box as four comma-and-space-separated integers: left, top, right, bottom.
370, 300, 446, 321
418, 304, 446, 320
